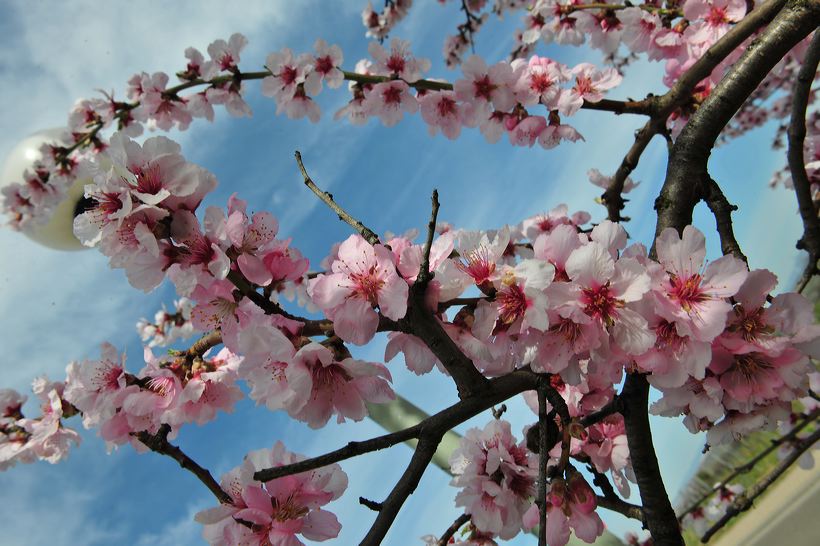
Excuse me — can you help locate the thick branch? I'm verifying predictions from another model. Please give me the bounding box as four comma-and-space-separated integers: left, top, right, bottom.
537, 378, 549, 546
655, 0, 820, 238
622, 373, 683, 546
603, 0, 791, 222
700, 426, 820, 543
295, 151, 381, 245
400, 289, 491, 399
136, 425, 232, 505
788, 30, 820, 292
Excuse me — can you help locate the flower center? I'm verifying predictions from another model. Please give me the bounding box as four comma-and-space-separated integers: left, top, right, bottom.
350, 268, 384, 305
496, 282, 528, 325
457, 246, 496, 285
473, 75, 495, 101
581, 284, 620, 323
668, 274, 707, 312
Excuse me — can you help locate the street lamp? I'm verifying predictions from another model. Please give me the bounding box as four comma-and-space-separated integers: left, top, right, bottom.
0, 128, 88, 251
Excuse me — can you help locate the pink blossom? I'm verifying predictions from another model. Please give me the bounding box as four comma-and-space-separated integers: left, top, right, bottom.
654, 226, 748, 342
133, 72, 193, 131
558, 63, 623, 116
312, 39, 344, 89
560, 241, 655, 355
523, 473, 604, 546
450, 420, 536, 539
368, 38, 431, 82
588, 168, 639, 194
363, 80, 419, 127
284, 342, 394, 428
308, 234, 408, 345
420, 91, 471, 139
454, 55, 516, 112
619, 7, 661, 54
226, 209, 279, 285
206, 33, 247, 74
196, 441, 347, 546
512, 55, 569, 108
472, 259, 555, 338
508, 115, 547, 147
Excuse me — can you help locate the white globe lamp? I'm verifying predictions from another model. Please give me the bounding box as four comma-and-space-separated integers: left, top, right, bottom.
0, 128, 90, 251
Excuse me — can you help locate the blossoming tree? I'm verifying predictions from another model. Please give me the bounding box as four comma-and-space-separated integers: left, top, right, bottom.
2, 1, 820, 545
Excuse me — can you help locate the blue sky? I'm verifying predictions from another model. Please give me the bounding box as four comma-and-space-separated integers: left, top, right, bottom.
0, 1, 808, 544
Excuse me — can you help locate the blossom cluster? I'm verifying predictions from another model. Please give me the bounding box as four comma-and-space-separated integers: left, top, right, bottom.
195, 442, 348, 546
2, 124, 818, 543
0, 380, 80, 470
136, 297, 196, 347
1, 32, 621, 232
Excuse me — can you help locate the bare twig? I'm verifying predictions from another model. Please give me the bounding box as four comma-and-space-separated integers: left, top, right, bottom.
788, 31, 820, 292
700, 427, 820, 543
360, 435, 441, 546
417, 189, 440, 287
595, 495, 646, 523
436, 513, 471, 546
701, 177, 748, 262
254, 369, 540, 482
359, 497, 383, 512
135, 424, 232, 505
295, 151, 381, 245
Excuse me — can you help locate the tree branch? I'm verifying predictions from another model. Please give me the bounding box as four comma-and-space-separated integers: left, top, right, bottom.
254, 370, 539, 482
622, 373, 683, 545
595, 495, 647, 523
700, 426, 820, 543
135, 424, 232, 505
360, 435, 441, 546
655, 0, 820, 239
701, 177, 748, 262
436, 513, 471, 546
537, 377, 549, 546
788, 30, 820, 292
295, 151, 381, 245
416, 189, 440, 287
602, 0, 791, 222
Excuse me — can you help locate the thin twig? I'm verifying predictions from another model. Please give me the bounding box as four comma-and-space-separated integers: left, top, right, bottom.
417, 189, 440, 287
295, 151, 381, 245
788, 31, 820, 292
700, 427, 820, 543
360, 435, 441, 545
135, 424, 232, 505
254, 369, 540, 482
701, 177, 748, 262
580, 395, 624, 428
595, 495, 646, 523
436, 513, 471, 546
